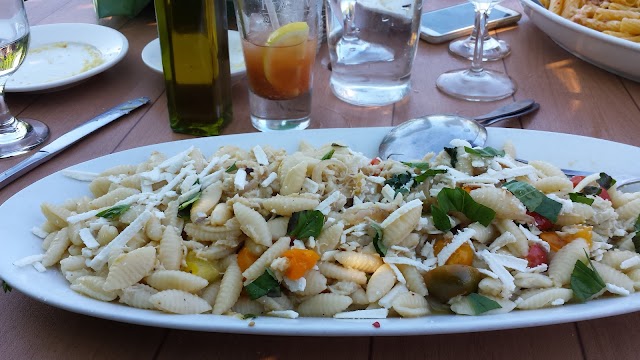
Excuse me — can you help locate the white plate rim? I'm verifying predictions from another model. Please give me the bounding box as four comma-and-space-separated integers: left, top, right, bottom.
520, 0, 640, 52
5, 23, 129, 93
1, 127, 640, 336
141, 30, 246, 77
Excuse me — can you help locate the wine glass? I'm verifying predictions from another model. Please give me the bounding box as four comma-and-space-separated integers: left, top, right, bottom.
0, 0, 48, 158
436, 0, 517, 102
449, 22, 511, 61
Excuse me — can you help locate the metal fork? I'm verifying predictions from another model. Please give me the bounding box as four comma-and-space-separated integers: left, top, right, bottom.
516, 159, 640, 192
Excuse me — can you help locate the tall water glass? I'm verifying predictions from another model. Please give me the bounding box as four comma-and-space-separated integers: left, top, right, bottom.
0, 0, 49, 158
326, 0, 424, 107
233, 0, 319, 131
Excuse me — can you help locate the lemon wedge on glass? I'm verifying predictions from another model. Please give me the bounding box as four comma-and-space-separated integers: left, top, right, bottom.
263, 22, 312, 99
266, 21, 310, 47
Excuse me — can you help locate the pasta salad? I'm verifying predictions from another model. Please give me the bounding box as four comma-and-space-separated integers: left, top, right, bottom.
16, 139, 640, 319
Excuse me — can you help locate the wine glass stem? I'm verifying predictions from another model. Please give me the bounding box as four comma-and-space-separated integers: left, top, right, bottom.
0, 78, 13, 128
471, 8, 488, 73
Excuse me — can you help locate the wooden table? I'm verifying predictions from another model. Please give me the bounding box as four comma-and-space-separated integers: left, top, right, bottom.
2, 0, 640, 358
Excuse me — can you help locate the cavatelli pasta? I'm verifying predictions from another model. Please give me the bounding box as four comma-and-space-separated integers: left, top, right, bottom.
22, 139, 640, 320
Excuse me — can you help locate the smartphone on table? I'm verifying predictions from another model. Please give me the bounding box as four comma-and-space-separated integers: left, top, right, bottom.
420, 2, 522, 44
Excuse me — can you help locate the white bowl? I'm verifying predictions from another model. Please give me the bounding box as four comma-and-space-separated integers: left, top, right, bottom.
520, 0, 640, 82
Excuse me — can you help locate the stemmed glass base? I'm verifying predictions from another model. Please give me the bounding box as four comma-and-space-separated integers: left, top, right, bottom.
436, 68, 517, 102
0, 117, 49, 158
449, 35, 510, 62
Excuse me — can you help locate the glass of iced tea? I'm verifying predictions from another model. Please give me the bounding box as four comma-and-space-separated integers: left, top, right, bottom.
233, 0, 319, 131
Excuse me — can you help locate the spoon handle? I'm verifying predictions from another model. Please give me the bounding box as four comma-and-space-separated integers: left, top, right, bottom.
479, 102, 540, 126
472, 99, 536, 122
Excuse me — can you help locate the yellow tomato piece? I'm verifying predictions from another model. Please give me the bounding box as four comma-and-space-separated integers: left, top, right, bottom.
540, 226, 592, 252
433, 238, 474, 266
183, 251, 220, 282
237, 246, 260, 273
282, 249, 320, 280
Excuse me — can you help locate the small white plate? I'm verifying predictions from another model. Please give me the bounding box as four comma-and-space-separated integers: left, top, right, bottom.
141, 30, 246, 77
5, 23, 129, 93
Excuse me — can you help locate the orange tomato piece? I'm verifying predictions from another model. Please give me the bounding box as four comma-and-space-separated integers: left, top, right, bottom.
282, 249, 320, 280
540, 226, 592, 252
433, 238, 474, 266
237, 246, 259, 272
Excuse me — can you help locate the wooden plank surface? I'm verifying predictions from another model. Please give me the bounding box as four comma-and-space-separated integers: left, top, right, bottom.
1, 0, 640, 359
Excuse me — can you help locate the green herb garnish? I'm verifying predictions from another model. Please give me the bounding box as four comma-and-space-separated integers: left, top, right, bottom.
596, 172, 616, 190
321, 149, 335, 160
570, 251, 605, 302
581, 186, 602, 196
385, 172, 413, 191
177, 192, 201, 218
464, 146, 505, 158
431, 204, 452, 232
287, 210, 325, 240
245, 269, 281, 300
569, 193, 595, 205
503, 180, 562, 223
401, 161, 430, 170
632, 216, 640, 254
243, 313, 258, 320
96, 204, 131, 219
225, 162, 238, 173
414, 168, 447, 184
444, 147, 458, 168
2, 280, 12, 293
431, 187, 496, 232
467, 293, 502, 314
371, 223, 387, 257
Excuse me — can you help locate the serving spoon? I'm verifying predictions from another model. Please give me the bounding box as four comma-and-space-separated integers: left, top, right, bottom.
379, 99, 539, 161
378, 100, 640, 192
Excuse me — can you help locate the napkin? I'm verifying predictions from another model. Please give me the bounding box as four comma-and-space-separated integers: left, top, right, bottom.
93, 0, 152, 18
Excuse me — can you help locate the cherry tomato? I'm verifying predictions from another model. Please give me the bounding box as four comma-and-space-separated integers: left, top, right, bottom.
370, 157, 381, 165
527, 211, 553, 231
599, 187, 611, 201
527, 243, 548, 267
570, 175, 586, 188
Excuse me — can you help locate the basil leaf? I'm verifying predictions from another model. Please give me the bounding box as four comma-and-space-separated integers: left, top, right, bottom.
244, 269, 281, 300
2, 280, 12, 293
414, 169, 447, 185
321, 149, 335, 160
225, 162, 238, 173
96, 204, 131, 219
581, 186, 601, 196
371, 223, 387, 256
444, 147, 458, 168
503, 180, 562, 223
435, 187, 496, 227
569, 193, 595, 205
177, 192, 201, 218
570, 252, 605, 302
287, 210, 325, 240
431, 204, 453, 232
464, 146, 506, 158
467, 293, 502, 315
385, 172, 413, 190
331, 143, 347, 148
596, 172, 616, 190
401, 161, 430, 170
633, 216, 640, 254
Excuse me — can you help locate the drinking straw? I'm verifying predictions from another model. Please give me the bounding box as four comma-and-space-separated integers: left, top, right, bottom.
264, 0, 280, 29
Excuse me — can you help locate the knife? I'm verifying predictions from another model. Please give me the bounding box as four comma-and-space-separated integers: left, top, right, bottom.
0, 97, 150, 190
